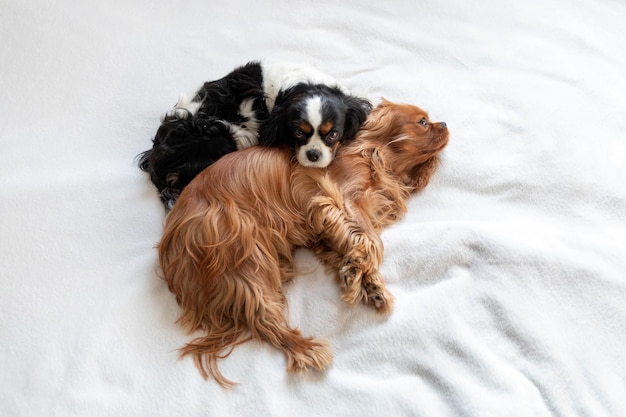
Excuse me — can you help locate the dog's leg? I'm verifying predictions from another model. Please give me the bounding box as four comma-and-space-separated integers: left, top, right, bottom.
252, 290, 333, 372
236, 243, 333, 373
179, 262, 333, 387
313, 242, 394, 315
309, 195, 394, 314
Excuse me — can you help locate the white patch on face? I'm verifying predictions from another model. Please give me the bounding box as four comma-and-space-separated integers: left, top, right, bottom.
296, 96, 334, 168
306, 96, 323, 131
230, 98, 260, 150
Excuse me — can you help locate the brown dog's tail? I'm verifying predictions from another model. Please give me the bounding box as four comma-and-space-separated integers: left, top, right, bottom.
158, 200, 259, 388
179, 328, 253, 389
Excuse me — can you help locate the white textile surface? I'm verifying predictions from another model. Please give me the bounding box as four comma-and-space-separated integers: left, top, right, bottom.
1, 0, 625, 416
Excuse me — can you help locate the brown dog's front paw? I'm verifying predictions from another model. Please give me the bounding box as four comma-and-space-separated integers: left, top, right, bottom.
363, 274, 394, 314
339, 258, 360, 287
339, 258, 367, 305
339, 258, 393, 314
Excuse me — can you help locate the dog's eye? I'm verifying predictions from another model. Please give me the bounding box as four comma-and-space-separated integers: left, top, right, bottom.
294, 128, 305, 139
419, 118, 428, 126
327, 130, 339, 143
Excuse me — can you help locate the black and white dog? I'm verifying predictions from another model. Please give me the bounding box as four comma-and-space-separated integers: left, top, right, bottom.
138, 61, 371, 209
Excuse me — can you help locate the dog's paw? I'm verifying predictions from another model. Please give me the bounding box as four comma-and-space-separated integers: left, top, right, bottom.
194, 118, 230, 135
164, 107, 192, 120
339, 257, 360, 287
174, 108, 191, 119
339, 258, 368, 305
286, 338, 333, 372
339, 258, 394, 314
363, 275, 394, 315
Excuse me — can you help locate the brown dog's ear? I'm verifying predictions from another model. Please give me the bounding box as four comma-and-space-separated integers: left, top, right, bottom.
408, 157, 440, 191
380, 97, 391, 105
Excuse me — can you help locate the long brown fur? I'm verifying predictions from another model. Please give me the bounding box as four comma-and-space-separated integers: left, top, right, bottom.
158, 99, 449, 387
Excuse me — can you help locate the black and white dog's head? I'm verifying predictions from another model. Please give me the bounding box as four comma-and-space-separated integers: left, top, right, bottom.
137, 61, 371, 210
260, 83, 371, 168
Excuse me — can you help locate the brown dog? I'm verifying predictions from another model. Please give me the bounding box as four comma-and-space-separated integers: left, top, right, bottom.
158, 99, 449, 387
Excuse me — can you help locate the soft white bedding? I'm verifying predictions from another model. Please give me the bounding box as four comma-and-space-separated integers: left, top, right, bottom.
2, 0, 625, 415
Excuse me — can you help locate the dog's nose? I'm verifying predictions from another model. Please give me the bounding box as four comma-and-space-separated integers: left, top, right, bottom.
306, 149, 321, 162
439, 121, 447, 128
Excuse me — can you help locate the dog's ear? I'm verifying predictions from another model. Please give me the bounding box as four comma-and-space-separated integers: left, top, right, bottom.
342, 96, 372, 142
260, 85, 304, 147
408, 156, 440, 192
259, 103, 287, 147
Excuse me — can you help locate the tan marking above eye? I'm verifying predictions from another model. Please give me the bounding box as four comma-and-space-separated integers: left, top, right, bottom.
299, 122, 312, 135
319, 121, 334, 135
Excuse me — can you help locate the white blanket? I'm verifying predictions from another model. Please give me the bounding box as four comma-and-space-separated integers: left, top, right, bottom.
2, 0, 625, 415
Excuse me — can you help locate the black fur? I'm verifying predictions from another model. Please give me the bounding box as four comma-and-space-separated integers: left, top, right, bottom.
138, 62, 371, 210
138, 118, 238, 205
192, 63, 266, 122
138, 61, 267, 209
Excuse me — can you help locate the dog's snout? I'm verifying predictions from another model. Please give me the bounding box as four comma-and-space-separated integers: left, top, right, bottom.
306, 149, 321, 162
439, 121, 447, 128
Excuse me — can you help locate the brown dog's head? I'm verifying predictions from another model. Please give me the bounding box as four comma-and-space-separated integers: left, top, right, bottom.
354, 99, 449, 191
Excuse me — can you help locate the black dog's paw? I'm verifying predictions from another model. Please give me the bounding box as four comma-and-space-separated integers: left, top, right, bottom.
194, 118, 231, 136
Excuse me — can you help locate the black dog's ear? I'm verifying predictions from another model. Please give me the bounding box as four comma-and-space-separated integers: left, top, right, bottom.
137, 149, 152, 172
260, 90, 298, 147
342, 96, 372, 142
260, 84, 311, 147
259, 104, 286, 146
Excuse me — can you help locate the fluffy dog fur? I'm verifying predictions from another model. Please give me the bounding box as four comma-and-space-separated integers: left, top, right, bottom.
158, 100, 449, 387
137, 61, 370, 209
